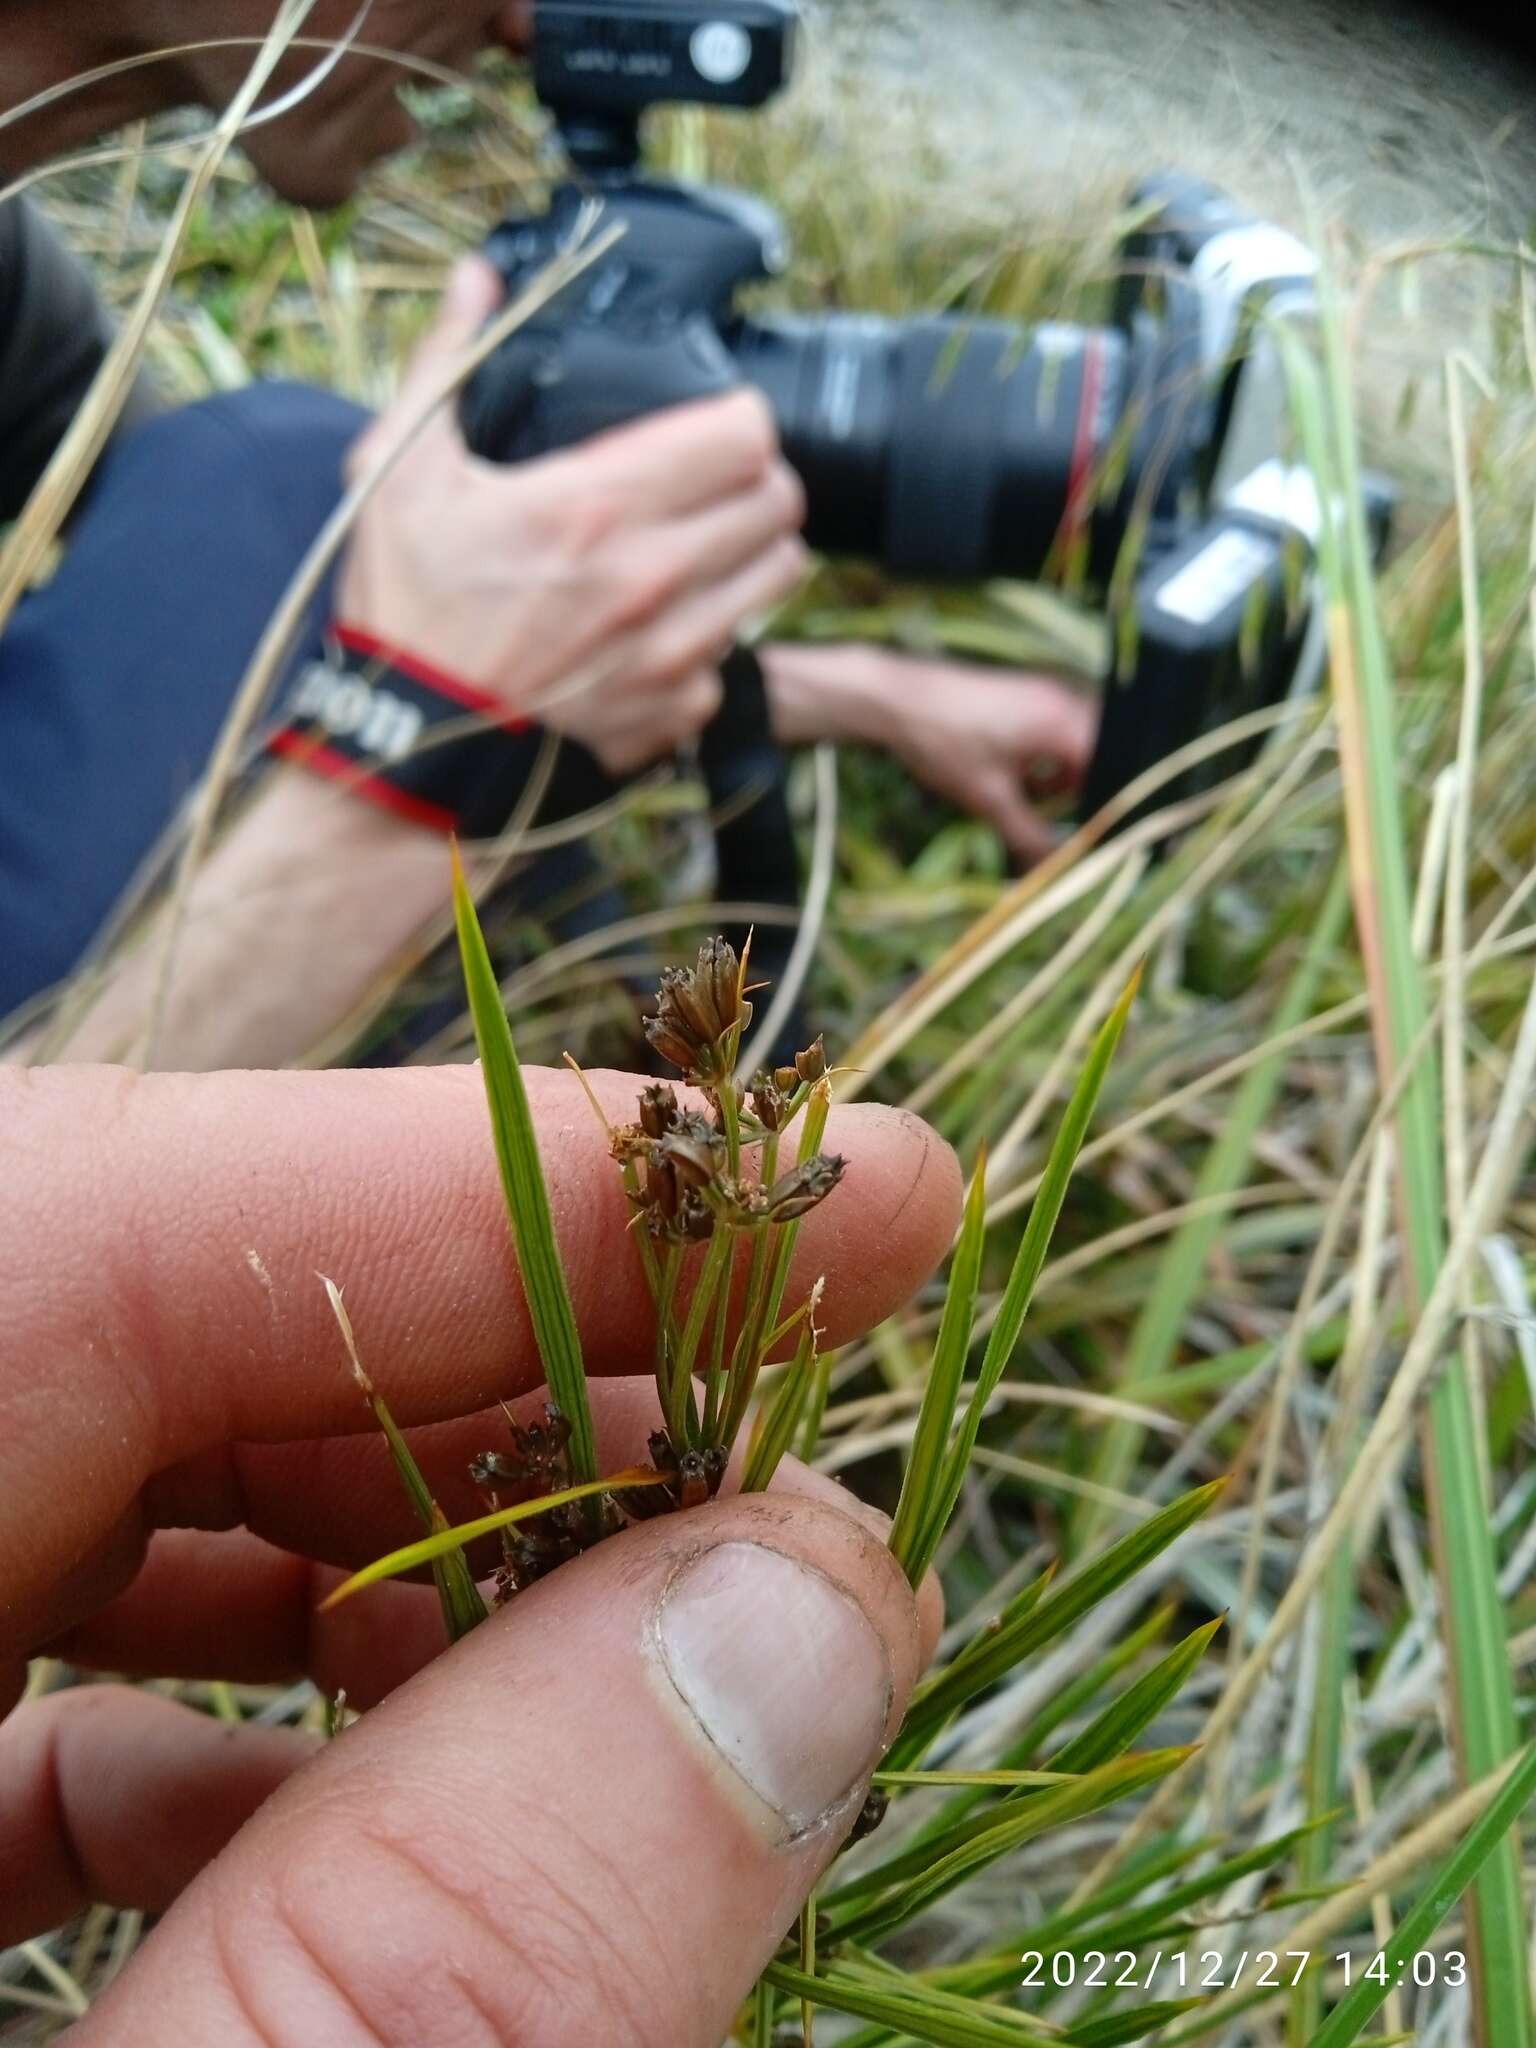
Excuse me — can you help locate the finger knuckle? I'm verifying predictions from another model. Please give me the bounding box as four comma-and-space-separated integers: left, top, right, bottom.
658, 674, 723, 744
770, 459, 807, 530
732, 385, 779, 458
770, 535, 810, 591
546, 481, 625, 560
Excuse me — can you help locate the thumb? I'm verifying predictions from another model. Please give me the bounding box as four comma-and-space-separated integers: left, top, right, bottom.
390, 252, 505, 423
78, 1495, 922, 2048
348, 253, 503, 480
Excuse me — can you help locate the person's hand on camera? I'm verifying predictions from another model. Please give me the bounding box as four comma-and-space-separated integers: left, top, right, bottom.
765, 642, 1097, 863
339, 257, 809, 775
0, 1063, 957, 2044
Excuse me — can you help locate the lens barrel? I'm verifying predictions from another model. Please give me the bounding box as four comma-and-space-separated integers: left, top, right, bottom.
731, 309, 1190, 585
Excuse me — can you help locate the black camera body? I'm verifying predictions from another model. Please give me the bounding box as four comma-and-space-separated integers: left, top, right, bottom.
461, 0, 1384, 946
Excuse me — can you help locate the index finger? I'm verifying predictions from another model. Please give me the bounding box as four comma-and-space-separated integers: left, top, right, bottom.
538, 387, 784, 519
0, 1065, 958, 1643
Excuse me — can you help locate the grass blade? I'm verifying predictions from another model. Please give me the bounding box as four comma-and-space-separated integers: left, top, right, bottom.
321, 1275, 487, 1641
1306, 1741, 1536, 2048
939, 1824, 1320, 2003
1064, 2001, 1205, 2046
911, 966, 1140, 1578
843, 1626, 1216, 1905
889, 1147, 990, 1584
762, 1962, 1061, 2048
890, 1479, 1225, 1765
910, 1603, 1180, 1852
828, 1750, 1195, 1946
742, 1315, 822, 1493
872, 1769, 1076, 1789
317, 1468, 666, 1609
451, 846, 598, 1485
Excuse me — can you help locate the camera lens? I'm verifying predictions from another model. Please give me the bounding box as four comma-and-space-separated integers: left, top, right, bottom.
732, 313, 1167, 584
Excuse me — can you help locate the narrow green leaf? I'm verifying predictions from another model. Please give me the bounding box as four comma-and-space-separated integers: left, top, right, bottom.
1063, 2000, 1205, 2046
322, 1276, 487, 1642
889, 1480, 1225, 1766
452, 848, 597, 1484
797, 1341, 834, 1462
425, 1502, 492, 1640
914, 967, 1140, 1575
1306, 1742, 1536, 2048
862, 1619, 1221, 1907
742, 1319, 820, 1493
872, 1769, 1077, 1790
1043, 1818, 1329, 1963
1045, 1617, 1222, 1776
318, 1468, 666, 1609
913, 1602, 1179, 1850
889, 1147, 989, 1583
762, 1963, 1061, 2048
828, 1750, 1194, 1947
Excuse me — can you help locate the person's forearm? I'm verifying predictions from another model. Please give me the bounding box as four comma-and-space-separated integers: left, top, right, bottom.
32, 769, 454, 1071
760, 640, 895, 748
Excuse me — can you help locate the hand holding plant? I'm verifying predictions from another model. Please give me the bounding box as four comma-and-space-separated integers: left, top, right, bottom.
0, 1034, 956, 2042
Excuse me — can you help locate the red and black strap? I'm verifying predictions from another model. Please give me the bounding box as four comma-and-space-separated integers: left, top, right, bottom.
267, 624, 543, 837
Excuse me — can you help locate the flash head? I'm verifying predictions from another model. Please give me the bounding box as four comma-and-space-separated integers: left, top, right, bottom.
533, 1, 800, 168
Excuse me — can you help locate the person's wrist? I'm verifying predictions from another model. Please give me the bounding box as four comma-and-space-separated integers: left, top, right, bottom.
763, 641, 898, 748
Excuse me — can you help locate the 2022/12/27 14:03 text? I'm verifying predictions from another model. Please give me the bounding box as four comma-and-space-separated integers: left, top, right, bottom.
1021, 1950, 1468, 1992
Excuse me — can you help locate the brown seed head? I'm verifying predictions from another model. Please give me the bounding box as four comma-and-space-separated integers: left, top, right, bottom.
645, 1150, 681, 1223
677, 1190, 716, 1242
657, 1121, 723, 1192
638, 1082, 679, 1141
644, 939, 752, 1080
795, 1036, 827, 1085
643, 1015, 699, 1074
764, 1151, 847, 1222
750, 1071, 786, 1131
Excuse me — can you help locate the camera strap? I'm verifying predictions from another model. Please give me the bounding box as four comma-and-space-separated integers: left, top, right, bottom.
266, 624, 545, 839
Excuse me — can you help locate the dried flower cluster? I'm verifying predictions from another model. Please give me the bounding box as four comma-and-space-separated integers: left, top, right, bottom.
469, 938, 844, 1596
467, 1402, 615, 1596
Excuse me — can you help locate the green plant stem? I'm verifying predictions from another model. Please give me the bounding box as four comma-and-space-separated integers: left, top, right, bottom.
701, 1237, 735, 1442
656, 1241, 683, 1437
1289, 1532, 1357, 2045
721, 1086, 830, 1450
713, 1129, 780, 1450
673, 1225, 734, 1446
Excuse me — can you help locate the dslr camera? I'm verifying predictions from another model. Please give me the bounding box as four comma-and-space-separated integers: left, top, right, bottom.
462, 1, 1384, 962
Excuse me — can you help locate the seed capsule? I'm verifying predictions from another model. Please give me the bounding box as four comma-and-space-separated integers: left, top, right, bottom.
750, 1072, 786, 1131
638, 1082, 679, 1140
643, 938, 752, 1080
764, 1152, 847, 1222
